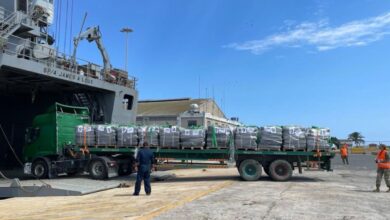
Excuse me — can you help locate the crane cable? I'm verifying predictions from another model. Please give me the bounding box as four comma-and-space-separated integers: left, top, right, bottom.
0, 124, 50, 188
54, 0, 59, 47
68, 0, 74, 56
0, 124, 23, 166
63, 0, 69, 54
56, 0, 62, 52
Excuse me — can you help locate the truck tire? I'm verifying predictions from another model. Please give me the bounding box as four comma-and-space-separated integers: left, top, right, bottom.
89, 159, 108, 180
269, 160, 292, 181
32, 159, 49, 179
238, 159, 262, 181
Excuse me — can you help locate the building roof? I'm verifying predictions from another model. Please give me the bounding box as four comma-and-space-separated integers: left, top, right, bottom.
137, 98, 225, 117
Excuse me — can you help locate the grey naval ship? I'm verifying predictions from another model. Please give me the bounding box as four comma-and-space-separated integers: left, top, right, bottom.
0, 0, 138, 167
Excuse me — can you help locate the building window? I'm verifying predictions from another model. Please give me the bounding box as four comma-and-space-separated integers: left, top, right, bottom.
188, 120, 197, 127
123, 94, 134, 110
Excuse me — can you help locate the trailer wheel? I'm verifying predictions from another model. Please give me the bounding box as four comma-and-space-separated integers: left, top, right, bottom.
89, 159, 108, 180
32, 159, 49, 179
238, 159, 262, 181
269, 160, 292, 181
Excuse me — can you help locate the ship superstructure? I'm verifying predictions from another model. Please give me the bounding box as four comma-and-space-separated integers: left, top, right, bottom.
0, 0, 138, 167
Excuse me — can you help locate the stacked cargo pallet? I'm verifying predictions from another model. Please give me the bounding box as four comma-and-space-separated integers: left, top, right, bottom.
282, 126, 306, 151
306, 127, 330, 151
159, 126, 181, 149
139, 126, 160, 147
73, 124, 331, 152
206, 126, 232, 149
117, 126, 138, 147
258, 126, 282, 151
95, 125, 116, 146
181, 128, 205, 149
75, 125, 95, 146
234, 126, 258, 150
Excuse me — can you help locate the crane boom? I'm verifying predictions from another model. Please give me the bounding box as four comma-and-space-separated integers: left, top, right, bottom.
73, 26, 113, 80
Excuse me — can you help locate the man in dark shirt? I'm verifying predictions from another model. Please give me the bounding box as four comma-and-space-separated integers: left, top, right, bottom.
133, 141, 155, 196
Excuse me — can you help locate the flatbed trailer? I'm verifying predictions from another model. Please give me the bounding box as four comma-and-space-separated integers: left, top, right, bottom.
73, 147, 333, 181
23, 103, 334, 181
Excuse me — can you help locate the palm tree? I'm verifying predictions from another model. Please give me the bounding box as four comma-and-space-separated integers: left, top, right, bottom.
348, 132, 365, 147
330, 136, 340, 148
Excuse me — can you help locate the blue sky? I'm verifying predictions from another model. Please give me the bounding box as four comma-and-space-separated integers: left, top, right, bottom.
52, 0, 390, 143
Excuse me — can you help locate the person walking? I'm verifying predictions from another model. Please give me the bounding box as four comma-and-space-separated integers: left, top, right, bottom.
340, 144, 349, 165
133, 141, 155, 196
373, 144, 390, 192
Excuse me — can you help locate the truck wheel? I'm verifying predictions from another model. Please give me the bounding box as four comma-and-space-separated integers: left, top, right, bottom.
32, 159, 49, 179
89, 159, 108, 180
269, 160, 292, 181
238, 159, 262, 181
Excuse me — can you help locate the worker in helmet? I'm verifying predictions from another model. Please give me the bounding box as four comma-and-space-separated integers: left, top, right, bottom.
133, 141, 155, 196
373, 144, 390, 192
340, 144, 349, 165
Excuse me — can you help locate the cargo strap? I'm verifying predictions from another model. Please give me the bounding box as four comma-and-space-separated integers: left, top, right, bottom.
211, 126, 218, 148
81, 126, 90, 155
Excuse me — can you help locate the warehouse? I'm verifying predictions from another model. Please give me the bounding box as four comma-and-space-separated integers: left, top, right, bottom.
136, 98, 241, 128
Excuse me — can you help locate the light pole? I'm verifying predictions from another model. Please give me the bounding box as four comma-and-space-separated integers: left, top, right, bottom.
120, 27, 133, 72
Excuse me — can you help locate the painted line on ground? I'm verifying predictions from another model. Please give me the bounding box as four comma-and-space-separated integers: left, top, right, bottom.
136, 181, 234, 220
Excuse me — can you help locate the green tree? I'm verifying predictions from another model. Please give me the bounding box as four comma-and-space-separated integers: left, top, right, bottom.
330, 136, 341, 148
348, 132, 365, 147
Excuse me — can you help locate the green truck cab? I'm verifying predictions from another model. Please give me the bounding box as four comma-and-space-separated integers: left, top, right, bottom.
24, 103, 90, 161
23, 103, 132, 179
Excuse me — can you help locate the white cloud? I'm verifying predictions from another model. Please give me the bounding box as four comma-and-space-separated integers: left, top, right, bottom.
225, 12, 390, 54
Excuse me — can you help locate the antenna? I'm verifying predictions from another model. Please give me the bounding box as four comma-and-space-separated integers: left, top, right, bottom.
198, 75, 201, 99
212, 86, 215, 101
212, 86, 215, 113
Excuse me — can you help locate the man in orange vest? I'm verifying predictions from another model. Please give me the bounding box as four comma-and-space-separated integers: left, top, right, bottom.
340, 144, 349, 165
373, 144, 390, 192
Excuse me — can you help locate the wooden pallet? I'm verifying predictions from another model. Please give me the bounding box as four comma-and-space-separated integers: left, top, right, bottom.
117, 146, 138, 148
182, 146, 204, 150
160, 146, 181, 149
95, 145, 117, 148
283, 149, 306, 152
257, 148, 281, 151
310, 149, 330, 153
206, 147, 228, 150
236, 147, 258, 151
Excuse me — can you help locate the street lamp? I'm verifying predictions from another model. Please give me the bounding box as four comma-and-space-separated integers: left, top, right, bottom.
120, 27, 133, 72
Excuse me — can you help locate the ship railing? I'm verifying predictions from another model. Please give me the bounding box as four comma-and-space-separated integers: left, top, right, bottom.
0, 7, 34, 34
0, 7, 14, 24
0, 34, 137, 89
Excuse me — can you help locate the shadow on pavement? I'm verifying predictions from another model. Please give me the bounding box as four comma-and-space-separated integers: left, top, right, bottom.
260, 175, 324, 182
155, 175, 241, 183
113, 193, 135, 197
351, 189, 377, 193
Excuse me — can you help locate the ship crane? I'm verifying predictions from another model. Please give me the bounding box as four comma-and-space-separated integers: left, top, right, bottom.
72, 25, 113, 80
